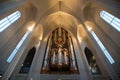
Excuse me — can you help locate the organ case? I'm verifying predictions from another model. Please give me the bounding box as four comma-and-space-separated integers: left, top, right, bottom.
41, 27, 79, 74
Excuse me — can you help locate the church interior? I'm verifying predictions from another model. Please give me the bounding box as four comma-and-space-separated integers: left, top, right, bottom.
0, 0, 120, 80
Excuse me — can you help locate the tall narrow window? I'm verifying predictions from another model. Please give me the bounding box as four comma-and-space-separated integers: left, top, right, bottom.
0, 11, 21, 32
91, 31, 115, 64
7, 31, 30, 63
100, 10, 120, 32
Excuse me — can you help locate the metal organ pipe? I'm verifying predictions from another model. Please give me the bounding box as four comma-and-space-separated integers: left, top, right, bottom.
45, 34, 52, 60
57, 46, 63, 70
54, 30, 57, 43
63, 30, 66, 44
42, 34, 52, 72
50, 49, 57, 70
42, 61, 48, 72
63, 49, 69, 67
68, 36, 77, 72
69, 37, 75, 60
51, 49, 56, 64
41, 28, 78, 73
58, 27, 62, 37
63, 49, 69, 64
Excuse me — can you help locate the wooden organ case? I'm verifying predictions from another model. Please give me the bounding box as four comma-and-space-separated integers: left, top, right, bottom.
41, 27, 79, 74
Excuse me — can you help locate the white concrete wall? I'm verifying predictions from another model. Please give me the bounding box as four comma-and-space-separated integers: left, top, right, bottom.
0, 0, 120, 80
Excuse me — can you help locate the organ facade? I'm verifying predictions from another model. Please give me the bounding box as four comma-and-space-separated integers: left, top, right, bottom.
41, 27, 78, 74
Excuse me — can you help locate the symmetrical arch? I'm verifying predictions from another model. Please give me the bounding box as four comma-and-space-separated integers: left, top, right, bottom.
39, 11, 80, 37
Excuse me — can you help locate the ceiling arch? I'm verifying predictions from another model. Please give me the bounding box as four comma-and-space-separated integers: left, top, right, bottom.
37, 11, 80, 37
29, 0, 90, 23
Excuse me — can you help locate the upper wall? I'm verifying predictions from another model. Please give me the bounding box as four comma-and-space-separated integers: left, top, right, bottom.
82, 0, 120, 48
0, 2, 38, 74
0, 2, 37, 49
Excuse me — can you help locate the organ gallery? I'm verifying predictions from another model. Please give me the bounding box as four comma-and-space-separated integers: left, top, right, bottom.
41, 27, 79, 74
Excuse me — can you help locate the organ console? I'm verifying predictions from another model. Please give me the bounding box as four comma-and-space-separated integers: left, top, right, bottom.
41, 27, 78, 74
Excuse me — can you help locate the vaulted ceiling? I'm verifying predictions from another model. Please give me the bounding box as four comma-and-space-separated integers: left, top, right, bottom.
0, 0, 119, 40
27, 0, 91, 37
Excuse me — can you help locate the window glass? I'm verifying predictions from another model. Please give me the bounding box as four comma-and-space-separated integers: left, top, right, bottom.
91, 31, 115, 64
7, 31, 30, 63
0, 11, 21, 32
100, 10, 120, 32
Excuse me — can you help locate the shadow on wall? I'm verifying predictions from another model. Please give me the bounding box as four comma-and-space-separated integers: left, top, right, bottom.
84, 47, 101, 75
19, 47, 36, 73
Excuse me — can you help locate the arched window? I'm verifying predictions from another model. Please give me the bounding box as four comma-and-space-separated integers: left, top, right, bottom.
84, 47, 101, 75
91, 31, 115, 64
0, 11, 21, 32
19, 47, 36, 73
7, 31, 30, 63
100, 10, 120, 32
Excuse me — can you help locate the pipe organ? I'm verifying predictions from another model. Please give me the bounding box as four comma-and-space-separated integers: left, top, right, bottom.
41, 27, 79, 74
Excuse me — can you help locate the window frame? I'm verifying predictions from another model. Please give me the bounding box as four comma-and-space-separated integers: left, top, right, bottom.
100, 10, 120, 32
7, 31, 30, 63
0, 11, 21, 32
91, 31, 115, 64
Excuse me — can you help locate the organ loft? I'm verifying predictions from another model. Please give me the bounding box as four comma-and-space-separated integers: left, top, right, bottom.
0, 0, 120, 80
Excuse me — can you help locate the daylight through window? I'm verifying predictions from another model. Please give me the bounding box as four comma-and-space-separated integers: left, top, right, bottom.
91, 31, 115, 64
7, 31, 30, 63
0, 11, 21, 32
100, 10, 120, 32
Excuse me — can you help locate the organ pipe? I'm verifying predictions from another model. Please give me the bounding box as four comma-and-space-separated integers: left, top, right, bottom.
54, 30, 57, 43
58, 27, 62, 37
63, 48, 69, 65
57, 46, 63, 70
50, 49, 57, 64
42, 60, 49, 72
63, 48, 69, 70
71, 60, 77, 71
63, 30, 66, 44
68, 36, 75, 60
42, 34, 52, 72
41, 28, 78, 73
45, 34, 52, 60
68, 36, 77, 71
50, 49, 57, 70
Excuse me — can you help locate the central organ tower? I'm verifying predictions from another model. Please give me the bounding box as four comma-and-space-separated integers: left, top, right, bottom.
41, 27, 79, 74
